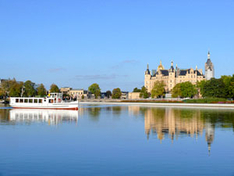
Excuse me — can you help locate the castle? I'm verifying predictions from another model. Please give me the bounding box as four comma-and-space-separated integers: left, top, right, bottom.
144, 51, 214, 93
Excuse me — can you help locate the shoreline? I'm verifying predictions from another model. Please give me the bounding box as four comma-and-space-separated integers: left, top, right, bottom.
79, 101, 234, 109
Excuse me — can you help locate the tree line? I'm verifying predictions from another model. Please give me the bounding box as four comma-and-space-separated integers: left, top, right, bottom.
0, 78, 60, 99
133, 74, 234, 99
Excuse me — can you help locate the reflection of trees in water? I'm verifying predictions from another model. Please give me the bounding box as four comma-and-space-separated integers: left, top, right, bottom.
0, 109, 10, 122
87, 107, 101, 121
200, 110, 234, 129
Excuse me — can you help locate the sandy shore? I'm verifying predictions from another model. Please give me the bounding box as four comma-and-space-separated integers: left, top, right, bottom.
79, 101, 234, 109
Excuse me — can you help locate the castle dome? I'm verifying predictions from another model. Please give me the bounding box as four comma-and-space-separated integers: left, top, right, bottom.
157, 60, 164, 71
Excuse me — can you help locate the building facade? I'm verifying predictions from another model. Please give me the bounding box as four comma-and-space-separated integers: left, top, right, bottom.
144, 52, 214, 93
68, 89, 89, 99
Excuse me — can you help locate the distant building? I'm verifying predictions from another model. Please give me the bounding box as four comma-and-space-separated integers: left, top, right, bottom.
128, 92, 141, 99
121, 91, 129, 99
60, 87, 72, 95
144, 52, 214, 93
69, 89, 89, 99
205, 51, 214, 80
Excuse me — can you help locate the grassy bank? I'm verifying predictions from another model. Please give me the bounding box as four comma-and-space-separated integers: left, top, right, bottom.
121, 98, 234, 104
183, 98, 234, 104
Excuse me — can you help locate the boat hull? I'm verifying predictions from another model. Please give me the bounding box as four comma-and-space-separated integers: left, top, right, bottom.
12, 107, 78, 110
10, 98, 79, 110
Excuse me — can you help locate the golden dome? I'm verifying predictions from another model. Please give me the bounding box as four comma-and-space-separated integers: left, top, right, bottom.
157, 60, 164, 71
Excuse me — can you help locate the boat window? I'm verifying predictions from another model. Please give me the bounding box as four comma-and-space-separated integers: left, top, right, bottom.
20, 99, 23, 103
25, 99, 28, 103
34, 99, 38, 103
29, 99, 33, 103
39, 99, 42, 103
16, 99, 19, 103
49, 99, 54, 103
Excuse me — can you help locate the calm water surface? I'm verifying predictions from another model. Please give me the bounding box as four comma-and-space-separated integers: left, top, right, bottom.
0, 104, 234, 176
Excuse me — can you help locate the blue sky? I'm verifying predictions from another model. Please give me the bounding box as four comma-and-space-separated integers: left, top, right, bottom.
1, 0, 234, 91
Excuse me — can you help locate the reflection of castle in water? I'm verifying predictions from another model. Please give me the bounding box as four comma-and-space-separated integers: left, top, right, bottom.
128, 107, 215, 153
10, 109, 78, 125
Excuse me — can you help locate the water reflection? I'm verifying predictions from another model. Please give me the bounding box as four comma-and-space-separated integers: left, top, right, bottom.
9, 109, 78, 125
128, 107, 234, 154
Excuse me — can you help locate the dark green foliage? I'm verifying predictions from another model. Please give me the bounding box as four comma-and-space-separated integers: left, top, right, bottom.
133, 87, 141, 92
203, 78, 226, 98
50, 84, 60, 93
112, 88, 121, 99
88, 83, 101, 99
37, 84, 47, 97
24, 80, 36, 97
106, 90, 112, 98
221, 75, 234, 99
140, 86, 149, 98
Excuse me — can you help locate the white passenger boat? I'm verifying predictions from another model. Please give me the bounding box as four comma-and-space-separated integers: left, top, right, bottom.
10, 93, 78, 110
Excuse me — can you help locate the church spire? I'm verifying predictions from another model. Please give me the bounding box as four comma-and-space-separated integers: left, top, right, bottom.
208, 51, 210, 60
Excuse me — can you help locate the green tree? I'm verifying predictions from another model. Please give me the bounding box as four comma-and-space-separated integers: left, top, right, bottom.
221, 75, 234, 99
9, 81, 23, 97
133, 87, 141, 92
50, 84, 60, 93
24, 80, 36, 97
140, 86, 149, 98
37, 84, 47, 97
151, 81, 165, 98
203, 78, 227, 98
180, 82, 197, 98
1, 78, 16, 98
0, 88, 4, 98
112, 88, 121, 99
106, 90, 112, 98
172, 83, 181, 98
196, 80, 207, 97
88, 83, 101, 99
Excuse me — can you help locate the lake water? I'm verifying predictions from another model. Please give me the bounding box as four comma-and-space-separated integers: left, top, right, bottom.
0, 104, 234, 176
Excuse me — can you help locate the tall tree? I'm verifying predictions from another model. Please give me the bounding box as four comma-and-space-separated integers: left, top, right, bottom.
88, 83, 101, 99
140, 86, 149, 98
106, 90, 112, 98
9, 81, 23, 97
221, 75, 234, 99
180, 82, 197, 98
112, 88, 121, 99
203, 78, 227, 98
50, 84, 60, 93
24, 80, 36, 97
151, 81, 165, 98
37, 84, 47, 97
172, 83, 182, 98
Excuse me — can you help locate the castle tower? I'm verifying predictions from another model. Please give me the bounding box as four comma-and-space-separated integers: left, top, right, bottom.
144, 64, 151, 91
205, 51, 214, 80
